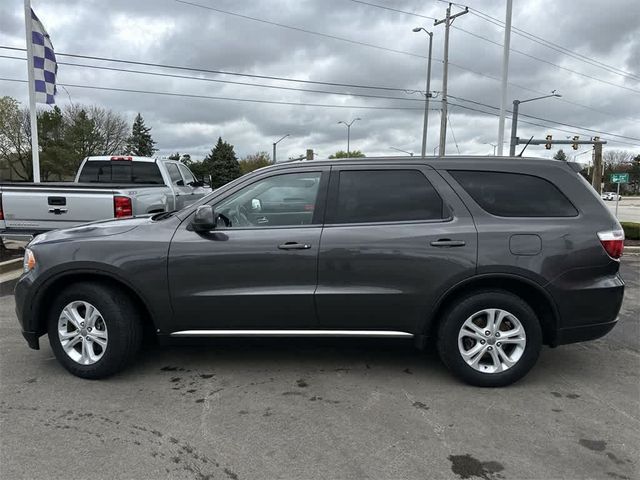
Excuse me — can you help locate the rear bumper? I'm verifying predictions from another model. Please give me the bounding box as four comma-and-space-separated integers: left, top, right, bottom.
555, 320, 617, 345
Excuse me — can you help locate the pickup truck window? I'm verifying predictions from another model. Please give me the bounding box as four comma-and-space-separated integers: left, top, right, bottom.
178, 164, 196, 184
78, 161, 164, 184
165, 163, 183, 185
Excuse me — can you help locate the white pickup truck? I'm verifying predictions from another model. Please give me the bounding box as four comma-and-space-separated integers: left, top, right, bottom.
0, 156, 211, 248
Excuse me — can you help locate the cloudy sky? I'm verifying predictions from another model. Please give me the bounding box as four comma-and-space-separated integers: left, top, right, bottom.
1, 0, 639, 162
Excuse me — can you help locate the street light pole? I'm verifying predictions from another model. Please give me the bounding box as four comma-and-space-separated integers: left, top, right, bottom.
484, 143, 497, 155
389, 146, 414, 156
272, 133, 290, 163
338, 118, 361, 155
509, 93, 561, 156
413, 27, 433, 157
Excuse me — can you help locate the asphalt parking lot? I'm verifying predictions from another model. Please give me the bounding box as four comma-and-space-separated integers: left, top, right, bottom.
1, 258, 638, 480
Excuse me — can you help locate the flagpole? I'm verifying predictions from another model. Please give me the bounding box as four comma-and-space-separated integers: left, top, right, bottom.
23, 0, 40, 182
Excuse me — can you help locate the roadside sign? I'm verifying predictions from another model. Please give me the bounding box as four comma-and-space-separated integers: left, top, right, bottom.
610, 173, 629, 183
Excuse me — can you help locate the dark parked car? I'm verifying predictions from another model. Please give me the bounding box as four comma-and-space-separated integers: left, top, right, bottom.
15, 156, 625, 386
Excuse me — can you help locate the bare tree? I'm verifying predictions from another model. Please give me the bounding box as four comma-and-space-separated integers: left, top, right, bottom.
0, 97, 32, 181
603, 149, 633, 166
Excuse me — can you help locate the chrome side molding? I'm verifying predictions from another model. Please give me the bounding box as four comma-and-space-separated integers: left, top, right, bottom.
169, 329, 414, 338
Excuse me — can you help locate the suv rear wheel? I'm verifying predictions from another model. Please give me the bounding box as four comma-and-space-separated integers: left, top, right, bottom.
437, 290, 542, 387
47, 282, 142, 379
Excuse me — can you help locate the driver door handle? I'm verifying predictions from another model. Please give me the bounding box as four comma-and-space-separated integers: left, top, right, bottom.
278, 242, 311, 250
430, 239, 466, 247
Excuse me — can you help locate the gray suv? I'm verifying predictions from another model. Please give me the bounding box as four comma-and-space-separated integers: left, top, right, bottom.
15, 156, 625, 387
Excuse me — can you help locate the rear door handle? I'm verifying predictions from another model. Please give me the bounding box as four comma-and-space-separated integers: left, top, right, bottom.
430, 239, 466, 247
278, 242, 311, 250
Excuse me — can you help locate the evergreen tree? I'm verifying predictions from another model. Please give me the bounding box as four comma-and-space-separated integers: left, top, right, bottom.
553, 149, 567, 161
124, 113, 156, 156
202, 137, 241, 188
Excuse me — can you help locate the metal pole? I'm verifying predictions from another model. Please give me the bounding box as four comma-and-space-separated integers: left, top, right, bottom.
347, 124, 350, 154
272, 143, 276, 163
509, 100, 519, 156
421, 32, 433, 157
615, 182, 620, 217
24, 0, 40, 182
497, 0, 513, 156
438, 4, 451, 157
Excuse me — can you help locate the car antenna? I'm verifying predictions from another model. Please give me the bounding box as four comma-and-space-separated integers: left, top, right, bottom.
517, 136, 534, 157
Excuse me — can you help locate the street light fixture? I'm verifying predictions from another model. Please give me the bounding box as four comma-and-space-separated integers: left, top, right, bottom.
412, 26, 433, 157
337, 118, 361, 155
272, 133, 290, 163
484, 142, 498, 155
509, 93, 561, 156
389, 146, 414, 156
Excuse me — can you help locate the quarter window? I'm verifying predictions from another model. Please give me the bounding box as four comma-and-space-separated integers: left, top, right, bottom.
450, 170, 578, 217
332, 170, 444, 224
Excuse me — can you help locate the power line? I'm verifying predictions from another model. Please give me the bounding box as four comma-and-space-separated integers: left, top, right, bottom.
2, 74, 635, 148
3, 49, 636, 144
0, 54, 426, 104
0, 45, 413, 93
467, 8, 640, 81
352, 0, 640, 93
0, 76, 426, 111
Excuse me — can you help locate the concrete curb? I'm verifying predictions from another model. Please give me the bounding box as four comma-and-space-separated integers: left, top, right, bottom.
624, 246, 640, 255
0, 258, 22, 274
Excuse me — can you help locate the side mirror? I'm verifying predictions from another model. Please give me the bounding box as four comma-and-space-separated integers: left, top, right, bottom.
251, 198, 262, 211
191, 205, 216, 232
176, 179, 185, 187
190, 180, 204, 188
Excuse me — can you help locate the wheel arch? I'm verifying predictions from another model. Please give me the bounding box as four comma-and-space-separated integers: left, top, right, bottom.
422, 274, 560, 346
32, 270, 157, 340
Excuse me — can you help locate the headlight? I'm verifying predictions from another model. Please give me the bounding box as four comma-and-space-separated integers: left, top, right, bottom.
23, 248, 36, 273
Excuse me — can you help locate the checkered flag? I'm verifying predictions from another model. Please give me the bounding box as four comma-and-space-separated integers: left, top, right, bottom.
30, 8, 57, 104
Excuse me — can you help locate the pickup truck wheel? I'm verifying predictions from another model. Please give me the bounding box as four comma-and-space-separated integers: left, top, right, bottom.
437, 290, 542, 387
47, 282, 142, 379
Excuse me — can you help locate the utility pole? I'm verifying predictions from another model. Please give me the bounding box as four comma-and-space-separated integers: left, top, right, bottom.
497, 0, 513, 156
434, 3, 468, 157
412, 27, 433, 157
592, 139, 603, 194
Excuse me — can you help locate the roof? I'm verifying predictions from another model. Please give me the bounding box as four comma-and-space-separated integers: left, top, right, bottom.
269, 155, 576, 171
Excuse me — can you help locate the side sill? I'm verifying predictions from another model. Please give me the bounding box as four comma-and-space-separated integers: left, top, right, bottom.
169, 329, 414, 338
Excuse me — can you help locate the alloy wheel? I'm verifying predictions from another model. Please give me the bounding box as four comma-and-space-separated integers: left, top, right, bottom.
58, 301, 108, 365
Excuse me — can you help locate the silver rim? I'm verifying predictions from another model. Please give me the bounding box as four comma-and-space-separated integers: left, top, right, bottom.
458, 308, 526, 374
58, 301, 108, 365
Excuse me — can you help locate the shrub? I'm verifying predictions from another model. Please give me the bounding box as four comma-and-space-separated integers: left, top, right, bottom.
621, 222, 640, 240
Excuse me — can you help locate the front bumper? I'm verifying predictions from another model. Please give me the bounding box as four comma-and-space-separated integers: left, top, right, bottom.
15, 271, 43, 350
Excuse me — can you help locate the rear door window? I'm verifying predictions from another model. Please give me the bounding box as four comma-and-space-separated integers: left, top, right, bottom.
329, 169, 444, 224
165, 163, 183, 185
450, 170, 578, 217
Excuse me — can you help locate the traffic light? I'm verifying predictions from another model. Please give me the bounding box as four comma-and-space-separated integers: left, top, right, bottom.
545, 135, 552, 149
572, 136, 579, 150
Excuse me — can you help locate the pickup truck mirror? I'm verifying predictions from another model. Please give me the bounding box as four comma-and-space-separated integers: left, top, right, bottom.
190, 180, 205, 188
191, 205, 217, 232
176, 179, 185, 187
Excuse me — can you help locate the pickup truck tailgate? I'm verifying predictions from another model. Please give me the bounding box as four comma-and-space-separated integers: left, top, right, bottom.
1, 185, 116, 230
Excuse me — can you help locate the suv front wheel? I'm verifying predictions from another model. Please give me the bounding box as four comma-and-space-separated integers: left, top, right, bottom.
47, 282, 142, 379
437, 290, 542, 387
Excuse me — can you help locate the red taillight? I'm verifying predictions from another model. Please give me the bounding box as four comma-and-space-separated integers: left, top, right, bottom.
114, 196, 133, 218
598, 229, 624, 259
111, 156, 132, 161
0, 193, 4, 220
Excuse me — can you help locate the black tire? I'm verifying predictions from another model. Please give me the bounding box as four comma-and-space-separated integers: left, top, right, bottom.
47, 282, 142, 379
437, 290, 542, 387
